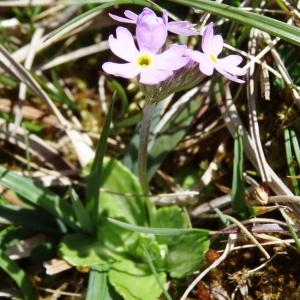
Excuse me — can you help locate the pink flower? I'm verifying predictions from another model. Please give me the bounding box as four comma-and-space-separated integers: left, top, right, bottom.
189, 23, 246, 83
102, 27, 189, 85
109, 8, 200, 38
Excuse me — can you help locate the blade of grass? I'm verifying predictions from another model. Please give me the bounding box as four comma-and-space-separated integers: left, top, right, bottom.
284, 129, 300, 195
0, 250, 37, 300
86, 265, 112, 300
231, 126, 248, 218
47, 0, 150, 43
290, 130, 300, 169
286, 221, 300, 252
86, 94, 116, 227
0, 204, 67, 234
142, 245, 172, 300
168, 0, 300, 46
109, 79, 128, 118
108, 218, 209, 236
0, 167, 79, 230
69, 188, 94, 234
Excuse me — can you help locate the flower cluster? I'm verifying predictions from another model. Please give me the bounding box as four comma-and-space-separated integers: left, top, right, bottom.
102, 8, 245, 91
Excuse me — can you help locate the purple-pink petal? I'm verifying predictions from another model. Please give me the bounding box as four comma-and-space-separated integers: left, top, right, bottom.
211, 35, 224, 56
108, 27, 139, 62
124, 10, 138, 21
167, 21, 200, 36
215, 65, 245, 83
102, 62, 140, 79
139, 68, 173, 85
189, 51, 215, 75
154, 45, 189, 70
218, 55, 246, 76
109, 13, 136, 24
201, 22, 214, 54
136, 8, 167, 52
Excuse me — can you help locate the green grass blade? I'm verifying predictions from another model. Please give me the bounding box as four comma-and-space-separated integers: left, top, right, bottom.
0, 251, 37, 300
290, 130, 300, 169
0, 204, 67, 234
86, 265, 112, 300
108, 218, 209, 236
168, 0, 300, 46
231, 127, 248, 218
142, 245, 172, 300
286, 221, 300, 252
48, 0, 149, 43
69, 188, 94, 234
0, 168, 79, 230
109, 79, 128, 118
284, 129, 300, 195
86, 95, 115, 226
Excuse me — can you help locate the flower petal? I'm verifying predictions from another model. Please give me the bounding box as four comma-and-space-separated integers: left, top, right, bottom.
102, 62, 140, 79
139, 68, 173, 84
215, 65, 245, 83
211, 35, 223, 56
167, 21, 200, 36
201, 22, 214, 54
189, 51, 214, 76
154, 45, 189, 70
124, 10, 138, 21
218, 55, 246, 75
136, 8, 167, 52
109, 12, 136, 24
108, 27, 139, 62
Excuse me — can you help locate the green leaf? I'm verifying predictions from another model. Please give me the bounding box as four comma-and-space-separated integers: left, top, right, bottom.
98, 220, 137, 256
86, 95, 115, 227
59, 233, 107, 267
100, 157, 147, 225
69, 188, 94, 234
0, 168, 78, 230
108, 218, 209, 236
127, 234, 166, 269
168, 0, 300, 46
109, 259, 166, 300
165, 232, 210, 278
152, 206, 189, 245
86, 265, 113, 300
148, 94, 201, 179
284, 129, 300, 195
0, 251, 37, 300
231, 127, 248, 218
0, 204, 66, 234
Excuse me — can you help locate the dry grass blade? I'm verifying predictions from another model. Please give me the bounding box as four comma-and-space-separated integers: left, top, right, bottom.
0, 0, 56, 6
224, 214, 270, 259
15, 27, 44, 131
262, 32, 300, 108
38, 41, 108, 70
180, 233, 237, 300
218, 84, 294, 197
217, 84, 300, 220
0, 119, 73, 171
246, 29, 271, 182
0, 44, 94, 167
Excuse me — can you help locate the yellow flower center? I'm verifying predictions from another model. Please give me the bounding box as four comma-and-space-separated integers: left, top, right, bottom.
210, 54, 218, 64
136, 54, 153, 68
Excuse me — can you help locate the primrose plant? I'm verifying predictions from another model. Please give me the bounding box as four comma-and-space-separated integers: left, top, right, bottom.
103, 7, 245, 197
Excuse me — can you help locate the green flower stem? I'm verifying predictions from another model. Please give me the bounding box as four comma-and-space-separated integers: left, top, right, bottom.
138, 101, 156, 223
